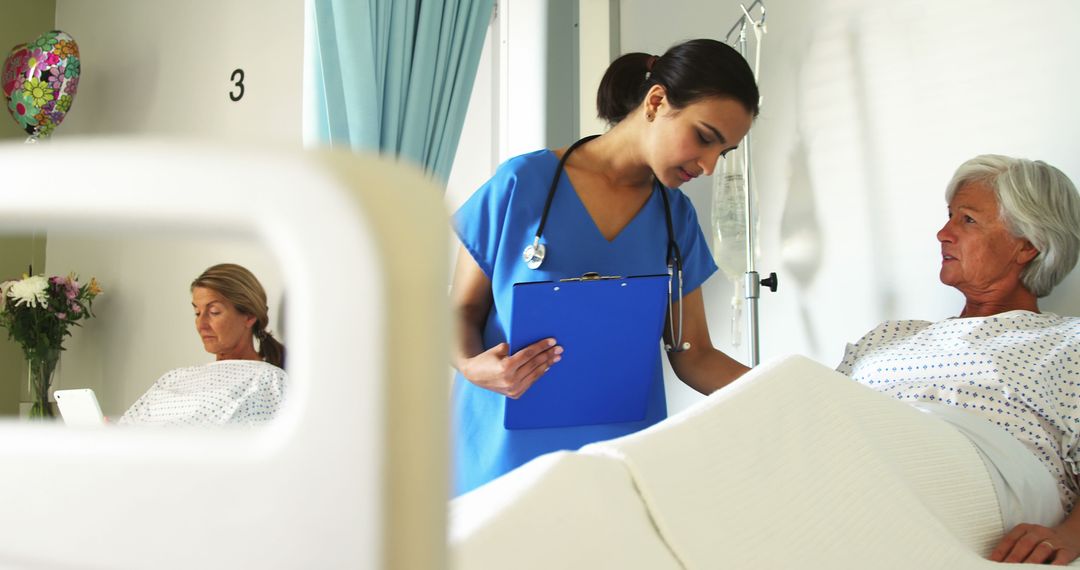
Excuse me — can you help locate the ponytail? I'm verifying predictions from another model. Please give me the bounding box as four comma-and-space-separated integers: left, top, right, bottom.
596, 39, 759, 126
596, 52, 656, 125
256, 328, 286, 369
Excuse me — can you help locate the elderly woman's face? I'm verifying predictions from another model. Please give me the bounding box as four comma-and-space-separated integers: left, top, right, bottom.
192, 286, 256, 359
936, 181, 1035, 295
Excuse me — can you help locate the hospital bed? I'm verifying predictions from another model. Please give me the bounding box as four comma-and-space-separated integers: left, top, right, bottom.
451, 355, 1078, 569
2, 140, 1068, 569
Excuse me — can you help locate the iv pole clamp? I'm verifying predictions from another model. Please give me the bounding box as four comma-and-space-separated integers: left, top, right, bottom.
725, 1, 775, 368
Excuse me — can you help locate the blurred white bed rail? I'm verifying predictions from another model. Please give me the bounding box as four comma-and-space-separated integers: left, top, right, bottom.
0, 139, 449, 569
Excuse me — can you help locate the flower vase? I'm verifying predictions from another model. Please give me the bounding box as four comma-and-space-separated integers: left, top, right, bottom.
27, 349, 60, 419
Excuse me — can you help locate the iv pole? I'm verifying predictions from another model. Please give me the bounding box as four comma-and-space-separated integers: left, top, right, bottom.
725, 1, 777, 367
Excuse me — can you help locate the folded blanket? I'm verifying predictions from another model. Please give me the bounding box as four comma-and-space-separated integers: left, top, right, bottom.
449, 451, 682, 569
583, 355, 1002, 568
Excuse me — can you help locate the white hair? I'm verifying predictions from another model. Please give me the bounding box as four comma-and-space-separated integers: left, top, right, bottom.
945, 154, 1080, 297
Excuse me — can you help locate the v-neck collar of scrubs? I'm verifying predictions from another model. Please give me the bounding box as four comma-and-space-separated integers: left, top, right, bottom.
545, 150, 660, 245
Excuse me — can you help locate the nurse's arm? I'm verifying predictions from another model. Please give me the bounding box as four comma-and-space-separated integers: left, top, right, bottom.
450, 246, 562, 398
665, 288, 750, 394
450, 246, 496, 370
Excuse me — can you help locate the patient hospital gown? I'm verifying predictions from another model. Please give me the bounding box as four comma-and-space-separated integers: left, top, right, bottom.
118, 360, 286, 426
837, 310, 1080, 510
452, 149, 717, 496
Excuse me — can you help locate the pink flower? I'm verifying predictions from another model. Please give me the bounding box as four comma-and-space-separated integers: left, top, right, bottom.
50, 275, 78, 299
48, 68, 64, 90
56, 312, 66, 320
27, 49, 47, 79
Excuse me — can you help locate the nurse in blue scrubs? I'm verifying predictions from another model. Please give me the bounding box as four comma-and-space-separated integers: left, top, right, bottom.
450, 39, 758, 495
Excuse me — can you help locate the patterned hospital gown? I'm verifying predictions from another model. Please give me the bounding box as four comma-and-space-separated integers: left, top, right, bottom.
118, 360, 286, 426
836, 310, 1080, 510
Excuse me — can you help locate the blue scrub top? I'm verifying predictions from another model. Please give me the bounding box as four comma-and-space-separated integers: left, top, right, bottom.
452, 149, 717, 495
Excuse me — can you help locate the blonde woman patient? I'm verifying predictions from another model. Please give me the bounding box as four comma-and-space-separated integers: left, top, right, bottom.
119, 263, 287, 426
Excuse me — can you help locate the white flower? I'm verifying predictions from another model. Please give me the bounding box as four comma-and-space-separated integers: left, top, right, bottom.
7, 276, 49, 308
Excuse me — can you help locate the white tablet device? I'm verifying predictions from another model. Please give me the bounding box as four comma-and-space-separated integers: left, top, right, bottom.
54, 389, 106, 427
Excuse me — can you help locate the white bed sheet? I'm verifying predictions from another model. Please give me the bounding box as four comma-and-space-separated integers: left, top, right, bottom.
450, 451, 681, 568
450, 355, 1072, 568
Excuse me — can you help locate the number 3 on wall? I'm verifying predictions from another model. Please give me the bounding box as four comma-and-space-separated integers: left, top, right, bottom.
230, 68, 245, 102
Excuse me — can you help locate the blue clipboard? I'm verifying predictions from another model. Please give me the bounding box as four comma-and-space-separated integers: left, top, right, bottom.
506, 273, 669, 430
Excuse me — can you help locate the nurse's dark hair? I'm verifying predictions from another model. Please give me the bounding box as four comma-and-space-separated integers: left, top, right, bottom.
596, 39, 760, 125
192, 263, 286, 369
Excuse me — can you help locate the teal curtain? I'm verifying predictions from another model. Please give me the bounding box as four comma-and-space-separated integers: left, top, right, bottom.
306, 0, 494, 184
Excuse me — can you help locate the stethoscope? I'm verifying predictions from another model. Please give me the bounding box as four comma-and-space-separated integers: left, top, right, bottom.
521, 135, 690, 352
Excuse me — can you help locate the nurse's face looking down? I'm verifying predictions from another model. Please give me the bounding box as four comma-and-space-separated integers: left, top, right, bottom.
639, 84, 754, 189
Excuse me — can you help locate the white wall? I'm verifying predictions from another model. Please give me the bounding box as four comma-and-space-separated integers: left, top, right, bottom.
496, 0, 580, 161
619, 0, 1080, 413
55, 0, 301, 143
578, 0, 619, 138
45, 0, 302, 415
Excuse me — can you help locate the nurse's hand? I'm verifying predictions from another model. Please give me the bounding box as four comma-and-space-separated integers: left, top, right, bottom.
462, 338, 562, 399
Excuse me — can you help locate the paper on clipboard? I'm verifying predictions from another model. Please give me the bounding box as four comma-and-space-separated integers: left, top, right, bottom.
506, 273, 668, 429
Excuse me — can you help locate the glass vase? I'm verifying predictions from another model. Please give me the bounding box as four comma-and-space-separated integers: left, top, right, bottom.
27, 348, 60, 420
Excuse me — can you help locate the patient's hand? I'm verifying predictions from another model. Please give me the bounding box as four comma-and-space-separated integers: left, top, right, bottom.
990, 522, 1079, 565
461, 338, 562, 399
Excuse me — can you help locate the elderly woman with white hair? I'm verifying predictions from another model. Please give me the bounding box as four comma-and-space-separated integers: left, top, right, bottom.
836, 154, 1080, 564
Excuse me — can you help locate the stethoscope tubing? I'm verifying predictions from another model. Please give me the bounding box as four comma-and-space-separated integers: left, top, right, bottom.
535, 134, 599, 240
523, 135, 689, 352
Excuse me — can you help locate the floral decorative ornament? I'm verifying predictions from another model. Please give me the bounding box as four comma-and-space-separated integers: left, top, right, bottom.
1, 48, 29, 96
7, 90, 39, 129
64, 57, 80, 79
29, 32, 59, 52
55, 93, 72, 113
47, 67, 64, 90
2, 30, 80, 140
55, 39, 78, 59
22, 77, 54, 108
36, 120, 56, 137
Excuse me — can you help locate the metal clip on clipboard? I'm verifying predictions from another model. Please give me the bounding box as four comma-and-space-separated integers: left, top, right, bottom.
558, 271, 623, 282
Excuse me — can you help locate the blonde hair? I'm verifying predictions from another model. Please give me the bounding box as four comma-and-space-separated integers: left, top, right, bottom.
191, 263, 285, 368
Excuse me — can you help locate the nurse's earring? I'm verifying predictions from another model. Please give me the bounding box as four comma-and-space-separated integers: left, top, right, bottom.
645, 111, 655, 122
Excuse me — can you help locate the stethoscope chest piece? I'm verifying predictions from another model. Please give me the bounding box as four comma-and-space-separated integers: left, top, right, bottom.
522, 134, 690, 352
523, 238, 546, 270
524, 135, 599, 272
